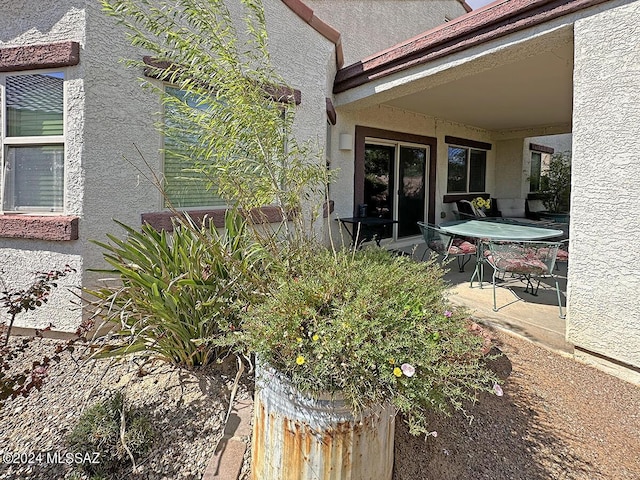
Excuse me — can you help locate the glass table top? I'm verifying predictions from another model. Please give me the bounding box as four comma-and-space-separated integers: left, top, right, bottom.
439, 219, 563, 241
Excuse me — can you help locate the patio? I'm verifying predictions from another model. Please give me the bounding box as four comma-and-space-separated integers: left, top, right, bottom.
393, 241, 572, 355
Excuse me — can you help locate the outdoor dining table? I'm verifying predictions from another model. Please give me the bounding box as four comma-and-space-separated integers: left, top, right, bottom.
438, 218, 564, 286
336, 217, 398, 247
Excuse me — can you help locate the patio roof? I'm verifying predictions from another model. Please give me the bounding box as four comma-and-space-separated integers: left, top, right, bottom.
332, 0, 614, 133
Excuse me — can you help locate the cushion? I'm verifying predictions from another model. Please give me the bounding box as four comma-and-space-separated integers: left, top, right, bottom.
489, 255, 548, 275
450, 239, 477, 255
496, 198, 526, 218
456, 200, 476, 217
556, 248, 569, 262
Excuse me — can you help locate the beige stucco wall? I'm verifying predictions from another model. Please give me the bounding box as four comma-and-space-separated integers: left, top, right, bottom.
0, 0, 334, 331
527, 133, 572, 154
0, 0, 89, 331
481, 133, 573, 207
305, 0, 468, 66
493, 139, 526, 199
570, 1, 640, 371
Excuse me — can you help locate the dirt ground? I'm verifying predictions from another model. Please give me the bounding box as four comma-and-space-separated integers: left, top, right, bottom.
392, 329, 640, 480
2, 327, 638, 480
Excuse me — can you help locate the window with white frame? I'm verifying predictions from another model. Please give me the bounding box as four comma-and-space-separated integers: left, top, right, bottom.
162, 86, 225, 208
446, 145, 487, 193
1, 71, 65, 212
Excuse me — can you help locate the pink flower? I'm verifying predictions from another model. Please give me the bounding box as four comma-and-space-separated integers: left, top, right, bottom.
401, 363, 415, 377
493, 383, 504, 397
444, 310, 453, 318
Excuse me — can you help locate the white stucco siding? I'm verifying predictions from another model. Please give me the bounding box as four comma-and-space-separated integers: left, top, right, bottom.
81, 1, 162, 276
0, 0, 336, 332
570, 1, 640, 369
0, 247, 83, 331
264, 1, 336, 154
0, 1, 87, 331
493, 139, 526, 199
0, 1, 85, 47
304, 0, 468, 66
527, 133, 572, 154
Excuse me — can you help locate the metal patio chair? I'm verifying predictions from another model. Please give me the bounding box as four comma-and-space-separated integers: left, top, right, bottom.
417, 222, 476, 272
485, 240, 565, 318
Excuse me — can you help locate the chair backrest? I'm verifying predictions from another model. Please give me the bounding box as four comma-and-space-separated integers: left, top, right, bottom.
456, 200, 478, 218
487, 240, 561, 276
417, 222, 453, 255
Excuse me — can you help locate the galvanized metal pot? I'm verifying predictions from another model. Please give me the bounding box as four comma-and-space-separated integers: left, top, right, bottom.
251, 363, 395, 480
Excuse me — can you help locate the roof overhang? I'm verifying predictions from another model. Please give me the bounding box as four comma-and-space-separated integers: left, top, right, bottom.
332, 0, 619, 134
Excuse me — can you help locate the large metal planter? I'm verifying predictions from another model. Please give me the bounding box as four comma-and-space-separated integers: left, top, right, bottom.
251, 363, 395, 480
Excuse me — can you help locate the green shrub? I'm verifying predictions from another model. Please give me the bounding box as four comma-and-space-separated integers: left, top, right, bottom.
86, 212, 268, 368
242, 246, 499, 436
541, 151, 572, 213
66, 391, 153, 477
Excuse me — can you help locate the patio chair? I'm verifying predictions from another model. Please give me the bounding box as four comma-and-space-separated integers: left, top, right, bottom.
417, 222, 476, 272
455, 200, 480, 219
485, 240, 565, 318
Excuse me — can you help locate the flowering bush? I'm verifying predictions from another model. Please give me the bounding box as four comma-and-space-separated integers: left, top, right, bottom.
471, 196, 491, 211
242, 246, 499, 435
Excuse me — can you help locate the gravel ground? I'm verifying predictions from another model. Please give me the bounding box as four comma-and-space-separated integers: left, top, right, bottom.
0, 337, 251, 480
2, 329, 639, 480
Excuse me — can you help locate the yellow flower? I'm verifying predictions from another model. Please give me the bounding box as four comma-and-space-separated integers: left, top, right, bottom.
388, 358, 395, 364
296, 337, 303, 343
312, 334, 319, 342
296, 355, 305, 365
393, 367, 402, 377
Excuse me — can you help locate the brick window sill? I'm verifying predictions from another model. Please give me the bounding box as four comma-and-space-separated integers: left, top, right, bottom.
0, 215, 79, 241
141, 206, 294, 231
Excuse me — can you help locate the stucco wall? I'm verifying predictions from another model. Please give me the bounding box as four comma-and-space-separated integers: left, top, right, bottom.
0, 0, 334, 331
570, 1, 640, 369
493, 139, 526, 199
527, 133, 572, 154
304, 0, 468, 66
0, 1, 87, 331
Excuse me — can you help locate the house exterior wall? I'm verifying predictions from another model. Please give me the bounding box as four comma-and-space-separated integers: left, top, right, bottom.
0, 0, 334, 332
493, 139, 526, 199
492, 134, 572, 203
0, 0, 89, 331
570, 0, 640, 375
304, 0, 468, 66
527, 133, 572, 154
329, 104, 494, 244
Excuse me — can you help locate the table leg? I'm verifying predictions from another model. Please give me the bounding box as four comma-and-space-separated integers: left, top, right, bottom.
469, 240, 485, 288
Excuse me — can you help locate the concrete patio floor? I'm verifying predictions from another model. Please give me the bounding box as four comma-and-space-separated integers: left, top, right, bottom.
393, 242, 573, 355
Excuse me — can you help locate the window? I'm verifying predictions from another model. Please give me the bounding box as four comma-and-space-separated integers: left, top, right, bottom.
529, 151, 553, 193
1, 72, 65, 212
162, 86, 225, 208
530, 151, 542, 192
446, 145, 486, 193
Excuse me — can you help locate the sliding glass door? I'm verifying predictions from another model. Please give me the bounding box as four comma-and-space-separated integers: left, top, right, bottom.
364, 141, 428, 239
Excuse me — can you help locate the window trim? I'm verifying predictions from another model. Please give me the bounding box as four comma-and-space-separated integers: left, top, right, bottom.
354, 126, 437, 225
0, 42, 79, 241
446, 143, 488, 194
1, 68, 68, 214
